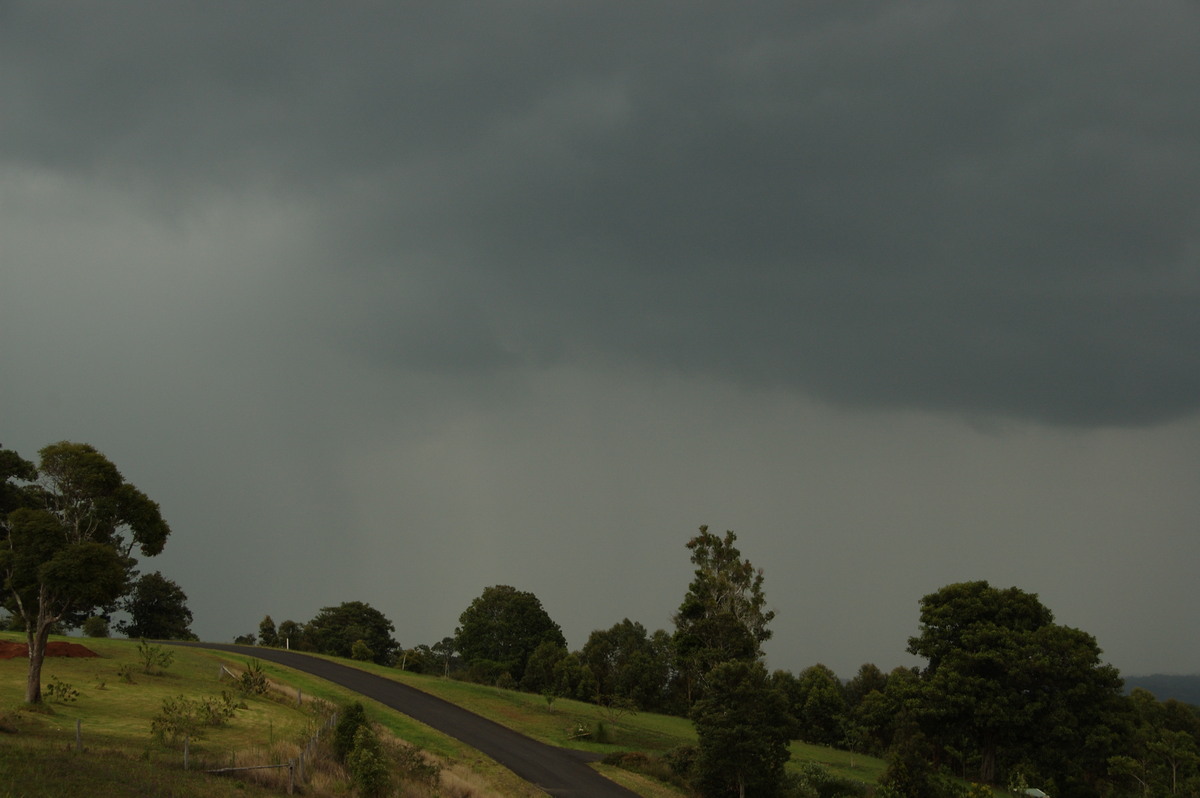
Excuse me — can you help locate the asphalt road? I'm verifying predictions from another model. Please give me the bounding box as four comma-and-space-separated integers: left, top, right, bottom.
171, 643, 640, 798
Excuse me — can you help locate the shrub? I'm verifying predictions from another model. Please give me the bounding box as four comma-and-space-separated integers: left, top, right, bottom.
151, 696, 205, 745
237, 659, 269, 696
137, 639, 174, 674
347, 726, 392, 798
334, 702, 369, 763
82, 616, 110, 638
45, 676, 79, 704
351, 639, 375, 661
394, 740, 441, 788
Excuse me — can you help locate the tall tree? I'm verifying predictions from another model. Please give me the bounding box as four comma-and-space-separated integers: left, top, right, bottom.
673, 526, 773, 703
691, 659, 795, 798
118, 571, 196, 640
455, 585, 565, 684
304, 601, 399, 665
908, 581, 1125, 790
258, 615, 279, 647
0, 442, 171, 703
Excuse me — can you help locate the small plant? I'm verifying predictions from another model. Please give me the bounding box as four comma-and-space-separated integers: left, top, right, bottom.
44, 676, 79, 704
151, 695, 204, 745
237, 659, 269, 696
117, 663, 137, 683
137, 639, 174, 674
394, 740, 441, 788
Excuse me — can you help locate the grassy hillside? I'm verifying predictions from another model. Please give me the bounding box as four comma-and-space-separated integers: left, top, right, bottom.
1, 634, 887, 797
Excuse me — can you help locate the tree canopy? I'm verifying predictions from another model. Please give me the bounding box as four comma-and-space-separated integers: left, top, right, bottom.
119, 571, 196, 640
1, 441, 172, 703
673, 526, 773, 703
907, 580, 1125, 790
455, 585, 565, 684
303, 601, 399, 665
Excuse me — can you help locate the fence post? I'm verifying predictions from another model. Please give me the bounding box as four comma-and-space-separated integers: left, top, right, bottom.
288, 761, 295, 795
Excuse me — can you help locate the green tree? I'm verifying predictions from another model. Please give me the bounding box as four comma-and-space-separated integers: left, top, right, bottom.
908, 581, 1125, 789
304, 601, 399, 665
690, 659, 795, 798
673, 526, 773, 703
455, 585, 566, 684
520, 639, 567, 694
118, 571, 196, 640
1, 442, 171, 703
582, 618, 674, 712
786, 664, 847, 746
257, 615, 279, 647
82, 615, 110, 638
277, 619, 302, 648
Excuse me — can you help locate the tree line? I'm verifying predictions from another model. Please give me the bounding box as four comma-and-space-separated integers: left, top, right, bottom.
6, 443, 1200, 797
247, 529, 1200, 798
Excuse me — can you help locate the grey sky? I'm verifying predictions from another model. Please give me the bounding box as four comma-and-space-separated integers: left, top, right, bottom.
2, 1, 1198, 678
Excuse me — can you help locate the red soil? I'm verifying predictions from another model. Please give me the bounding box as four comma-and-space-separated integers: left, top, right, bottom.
0, 641, 100, 660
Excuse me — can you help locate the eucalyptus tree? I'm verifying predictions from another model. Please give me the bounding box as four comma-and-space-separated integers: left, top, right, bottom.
1, 442, 171, 703
673, 526, 773, 703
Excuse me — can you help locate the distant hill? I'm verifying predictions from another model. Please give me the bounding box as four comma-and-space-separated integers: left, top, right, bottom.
1124, 674, 1200, 706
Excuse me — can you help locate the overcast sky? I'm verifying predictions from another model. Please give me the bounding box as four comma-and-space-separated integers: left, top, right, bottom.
3, 2, 1198, 679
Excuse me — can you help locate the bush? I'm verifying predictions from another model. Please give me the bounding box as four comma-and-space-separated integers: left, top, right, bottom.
334, 702, 369, 763
394, 740, 441, 788
137, 639, 174, 674
44, 676, 79, 704
351, 639, 375, 661
347, 726, 392, 798
662, 744, 699, 782
82, 616, 110, 638
237, 659, 269, 696
788, 762, 868, 798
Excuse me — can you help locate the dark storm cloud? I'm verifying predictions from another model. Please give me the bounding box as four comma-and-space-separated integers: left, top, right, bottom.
3, 1, 1197, 425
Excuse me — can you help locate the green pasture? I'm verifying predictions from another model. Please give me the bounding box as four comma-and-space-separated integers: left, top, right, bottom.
1, 634, 889, 797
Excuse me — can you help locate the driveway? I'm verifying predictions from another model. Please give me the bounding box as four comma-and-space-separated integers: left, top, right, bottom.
172, 643, 640, 798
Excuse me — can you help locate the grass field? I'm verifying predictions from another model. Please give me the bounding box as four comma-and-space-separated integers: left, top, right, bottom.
0, 634, 888, 797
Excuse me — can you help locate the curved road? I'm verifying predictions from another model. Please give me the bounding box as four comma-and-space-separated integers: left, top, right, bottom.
172, 643, 639, 798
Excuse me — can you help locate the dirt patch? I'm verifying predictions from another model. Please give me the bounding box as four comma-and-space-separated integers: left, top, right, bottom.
0, 641, 100, 660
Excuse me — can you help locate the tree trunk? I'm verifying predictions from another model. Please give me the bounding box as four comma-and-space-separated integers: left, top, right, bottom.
25, 622, 52, 704
980, 739, 997, 785
24, 596, 54, 704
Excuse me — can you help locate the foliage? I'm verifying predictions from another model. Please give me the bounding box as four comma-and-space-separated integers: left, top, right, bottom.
907, 581, 1127, 792
673, 526, 773, 704
455, 584, 566, 684
690, 659, 795, 797
346, 725, 392, 798
351, 638, 375, 661
334, 701, 370, 763
137, 638, 175, 674
0, 442, 171, 704
82, 615, 111, 637
118, 571, 197, 640
520, 639, 567, 694
582, 619, 676, 713
150, 692, 240, 745
787, 761, 868, 798
237, 658, 270, 696
257, 615, 279, 647
303, 600, 399, 665
44, 675, 80, 703
394, 739, 442, 788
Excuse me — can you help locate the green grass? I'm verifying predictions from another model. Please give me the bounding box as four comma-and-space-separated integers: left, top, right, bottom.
2, 634, 891, 797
